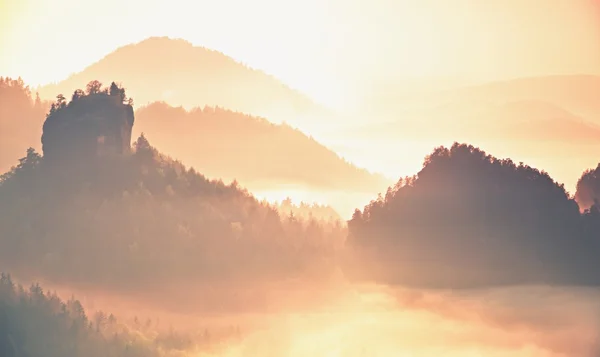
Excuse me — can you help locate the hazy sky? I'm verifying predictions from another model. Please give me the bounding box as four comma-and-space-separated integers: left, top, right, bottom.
1, 0, 599, 107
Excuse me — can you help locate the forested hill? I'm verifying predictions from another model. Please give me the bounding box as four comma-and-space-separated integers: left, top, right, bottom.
134, 101, 390, 193
346, 143, 600, 289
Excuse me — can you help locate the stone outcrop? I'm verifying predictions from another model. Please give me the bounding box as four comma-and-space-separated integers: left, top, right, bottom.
41, 82, 134, 164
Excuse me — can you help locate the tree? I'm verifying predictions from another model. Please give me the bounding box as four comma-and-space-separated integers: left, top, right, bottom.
56, 94, 67, 109
71, 89, 85, 101
85, 80, 103, 95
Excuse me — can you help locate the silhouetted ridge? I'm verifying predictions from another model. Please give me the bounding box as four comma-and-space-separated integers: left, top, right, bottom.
347, 143, 600, 288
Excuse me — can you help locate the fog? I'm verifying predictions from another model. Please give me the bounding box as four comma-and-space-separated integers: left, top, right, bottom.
30, 278, 600, 357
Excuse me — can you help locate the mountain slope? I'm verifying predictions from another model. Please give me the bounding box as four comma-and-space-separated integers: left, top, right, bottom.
38, 37, 330, 128
134, 102, 390, 194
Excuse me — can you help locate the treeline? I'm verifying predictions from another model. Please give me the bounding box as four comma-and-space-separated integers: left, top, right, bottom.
273, 197, 342, 222
0, 273, 235, 357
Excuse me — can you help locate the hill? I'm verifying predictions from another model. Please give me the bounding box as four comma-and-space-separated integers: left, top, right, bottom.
345, 143, 600, 289
444, 75, 600, 120
360, 74, 600, 121
335, 75, 600, 193
344, 99, 600, 143
37, 37, 330, 129
0, 82, 347, 313
134, 101, 390, 195
0, 77, 49, 174
1, 78, 386, 217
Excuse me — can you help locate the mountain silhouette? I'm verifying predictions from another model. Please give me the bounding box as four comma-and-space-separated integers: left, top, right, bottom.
38, 37, 330, 128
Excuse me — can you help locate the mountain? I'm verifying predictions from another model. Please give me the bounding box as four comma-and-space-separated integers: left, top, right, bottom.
133, 102, 391, 213
37, 37, 330, 129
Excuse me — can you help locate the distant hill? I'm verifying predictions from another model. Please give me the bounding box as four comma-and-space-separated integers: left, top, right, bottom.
134, 102, 390, 195
0, 77, 49, 174
338, 75, 600, 193
444, 75, 600, 120
38, 37, 330, 128
345, 99, 600, 143
361, 74, 600, 121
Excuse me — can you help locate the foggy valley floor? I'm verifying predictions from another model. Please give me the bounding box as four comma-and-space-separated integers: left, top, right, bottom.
3, 273, 600, 357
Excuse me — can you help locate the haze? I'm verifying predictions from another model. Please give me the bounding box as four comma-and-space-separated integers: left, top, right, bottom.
2, 1, 600, 357
3, 0, 600, 110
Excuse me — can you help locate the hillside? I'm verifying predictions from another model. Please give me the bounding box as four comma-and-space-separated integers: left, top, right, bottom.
38, 37, 330, 128
134, 102, 389, 192
345, 143, 600, 289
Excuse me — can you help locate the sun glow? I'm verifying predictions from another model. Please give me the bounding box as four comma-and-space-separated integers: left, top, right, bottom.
203, 285, 600, 357
2, 0, 599, 112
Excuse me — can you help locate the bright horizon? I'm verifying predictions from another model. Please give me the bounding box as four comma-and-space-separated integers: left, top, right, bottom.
2, 0, 600, 111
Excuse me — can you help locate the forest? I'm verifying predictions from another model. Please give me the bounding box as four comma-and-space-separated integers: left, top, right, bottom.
0, 273, 242, 357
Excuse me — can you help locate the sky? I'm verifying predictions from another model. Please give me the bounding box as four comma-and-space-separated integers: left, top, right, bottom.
1, 0, 600, 109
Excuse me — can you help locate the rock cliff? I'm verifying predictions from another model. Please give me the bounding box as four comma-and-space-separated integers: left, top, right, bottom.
41, 81, 134, 163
